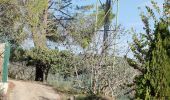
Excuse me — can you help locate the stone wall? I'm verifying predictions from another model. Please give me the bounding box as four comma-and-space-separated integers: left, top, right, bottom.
9, 62, 35, 80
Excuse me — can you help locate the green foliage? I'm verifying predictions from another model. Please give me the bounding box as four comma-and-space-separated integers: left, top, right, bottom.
24, 0, 48, 27
75, 94, 112, 100
69, 15, 96, 49
25, 48, 74, 77
10, 47, 26, 62
0, 0, 25, 45
10, 47, 76, 80
96, 9, 115, 28
46, 19, 66, 43
26, 48, 59, 66
69, 6, 115, 49
149, 19, 170, 97
134, 19, 170, 99
91, 5, 115, 29
48, 77, 78, 95
76, 4, 94, 11
129, 1, 170, 99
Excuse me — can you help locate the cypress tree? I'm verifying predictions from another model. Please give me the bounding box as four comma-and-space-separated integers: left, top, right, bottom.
127, 1, 170, 99
146, 19, 170, 98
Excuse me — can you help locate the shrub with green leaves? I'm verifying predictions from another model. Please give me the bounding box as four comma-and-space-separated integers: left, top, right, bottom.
25, 47, 75, 81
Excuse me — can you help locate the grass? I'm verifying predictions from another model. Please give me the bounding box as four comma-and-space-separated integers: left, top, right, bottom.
47, 79, 114, 100
75, 94, 114, 100
48, 80, 78, 94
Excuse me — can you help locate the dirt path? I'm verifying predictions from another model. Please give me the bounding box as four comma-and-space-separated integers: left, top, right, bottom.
9, 80, 61, 100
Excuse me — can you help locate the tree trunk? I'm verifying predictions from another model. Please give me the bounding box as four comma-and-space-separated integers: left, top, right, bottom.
32, 31, 47, 48
35, 65, 44, 82
32, 0, 49, 82
44, 67, 49, 81
32, 27, 46, 82
102, 0, 111, 55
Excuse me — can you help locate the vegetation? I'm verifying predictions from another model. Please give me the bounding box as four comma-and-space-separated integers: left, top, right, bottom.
128, 1, 170, 99
0, 0, 169, 99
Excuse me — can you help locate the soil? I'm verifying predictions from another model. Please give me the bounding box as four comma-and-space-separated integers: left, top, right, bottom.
8, 80, 61, 100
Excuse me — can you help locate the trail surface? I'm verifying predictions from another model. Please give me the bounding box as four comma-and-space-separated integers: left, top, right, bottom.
9, 80, 60, 100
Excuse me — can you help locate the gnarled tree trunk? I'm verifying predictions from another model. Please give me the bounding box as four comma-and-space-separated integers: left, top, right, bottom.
31, 0, 49, 82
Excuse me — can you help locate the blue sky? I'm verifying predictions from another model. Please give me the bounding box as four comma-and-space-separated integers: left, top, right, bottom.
73, 0, 163, 31
57, 0, 164, 36
119, 0, 163, 31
